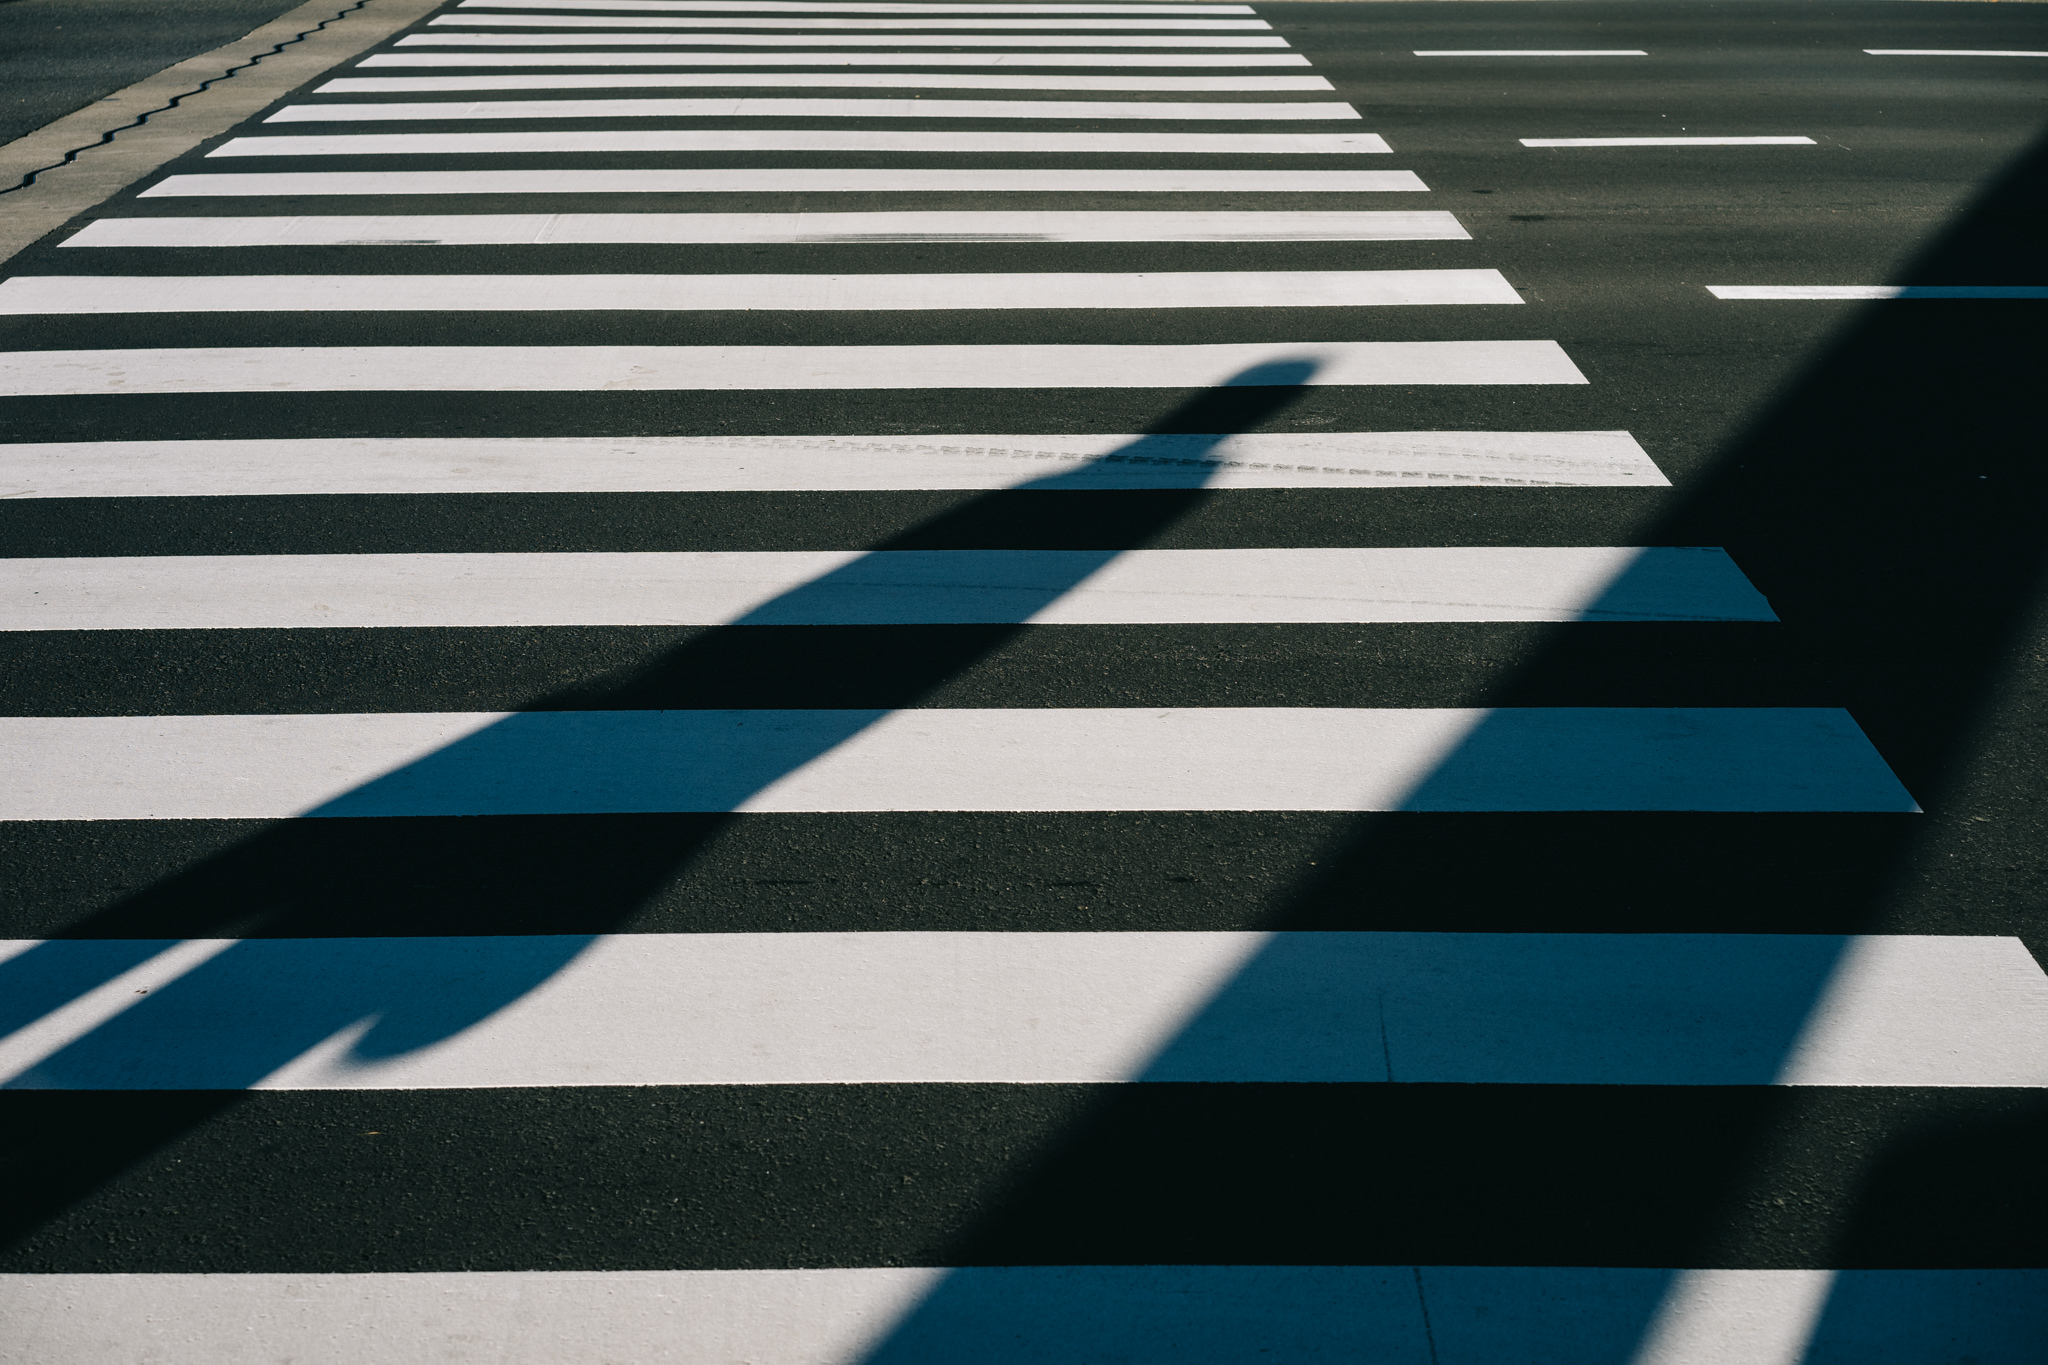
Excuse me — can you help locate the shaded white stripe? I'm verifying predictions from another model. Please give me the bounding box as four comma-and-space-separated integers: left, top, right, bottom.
0, 548, 1769, 630
143, 167, 1425, 194
1414, 48, 1645, 56
431, 13, 1277, 26
0, 270, 1519, 314
1, 933, 2036, 1090
5, 1268, 2041, 1365
1522, 136, 1814, 147
64, 210, 1468, 247
466, 0, 1263, 10
0, 431, 1667, 497
355, 51, 1315, 65
396, 31, 1291, 44
0, 708, 1916, 819
1864, 48, 2048, 56
210, 129, 1387, 154
265, 96, 1361, 120
317, 72, 1337, 89
1709, 284, 2048, 300
0, 342, 1584, 395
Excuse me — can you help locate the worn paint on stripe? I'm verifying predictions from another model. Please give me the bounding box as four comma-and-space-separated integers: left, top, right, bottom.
0, 708, 1915, 819
0, 933, 2039, 1089
209, 130, 1388, 155
0, 548, 1767, 630
1521, 136, 1814, 147
0, 431, 1663, 497
0, 270, 1517, 314
1707, 285, 2048, 300
264, 97, 1361, 121
63, 210, 1467, 247
0, 341, 1582, 395
315, 73, 1337, 91
143, 168, 1425, 195
354, 52, 1315, 65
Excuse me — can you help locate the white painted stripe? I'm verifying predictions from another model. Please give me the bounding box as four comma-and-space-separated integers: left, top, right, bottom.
462, 0, 1261, 10
1630, 1270, 1838, 1365
0, 431, 1667, 498
355, 52, 1316, 66
4, 1268, 2041, 1365
1864, 48, 2048, 57
396, 31, 1291, 45
265, 97, 1362, 121
0, 708, 1915, 819
0, 270, 1520, 314
1708, 285, 2048, 300
0, 342, 1583, 395
210, 129, 1388, 154
143, 168, 1425, 194
0, 548, 1768, 630
317, 72, 1338, 90
432, 13, 1277, 26
1521, 136, 1814, 147
63, 210, 1468, 247
6, 932, 2027, 1090
1414, 49, 1645, 56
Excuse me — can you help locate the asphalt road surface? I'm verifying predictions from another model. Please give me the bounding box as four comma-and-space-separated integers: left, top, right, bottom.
2, 1, 2047, 1360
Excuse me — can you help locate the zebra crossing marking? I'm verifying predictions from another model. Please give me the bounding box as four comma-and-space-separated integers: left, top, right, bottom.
0, 707, 1915, 820
315, 72, 1338, 89
0, 269, 1518, 314
0, 341, 1585, 394
355, 50, 1315, 64
61, 210, 1468, 246
0, 547, 1770, 629
208, 129, 1389, 154
142, 167, 1426, 194
0, 431, 1664, 495
4, 932, 2039, 1090
263, 97, 1362, 121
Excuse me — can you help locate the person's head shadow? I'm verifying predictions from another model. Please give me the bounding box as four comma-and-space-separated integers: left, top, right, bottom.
0, 360, 1319, 1242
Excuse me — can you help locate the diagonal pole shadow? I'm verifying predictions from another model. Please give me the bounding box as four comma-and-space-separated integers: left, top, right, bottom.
841, 127, 2048, 1362
0, 359, 1321, 1250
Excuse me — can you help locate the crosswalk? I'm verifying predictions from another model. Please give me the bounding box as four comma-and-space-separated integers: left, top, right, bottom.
1, 0, 2041, 1360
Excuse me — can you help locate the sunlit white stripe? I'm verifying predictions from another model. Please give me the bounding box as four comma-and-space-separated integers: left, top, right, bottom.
0, 270, 1520, 314
0, 708, 1915, 819
145, 168, 1425, 194
396, 31, 1290, 45
462, 0, 1261, 10
0, 431, 1666, 498
0, 341, 1584, 395
1521, 136, 1814, 147
318, 72, 1335, 90
1708, 284, 2048, 300
63, 210, 1468, 247
0, 548, 1768, 630
355, 52, 1315, 66
265, 97, 1362, 121
210, 129, 1389, 154
1415, 49, 1645, 56
430, 13, 1276, 26
1630, 1271, 1838, 1365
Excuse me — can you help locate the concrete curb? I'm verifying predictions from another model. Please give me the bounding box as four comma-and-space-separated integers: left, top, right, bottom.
0, 0, 445, 265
